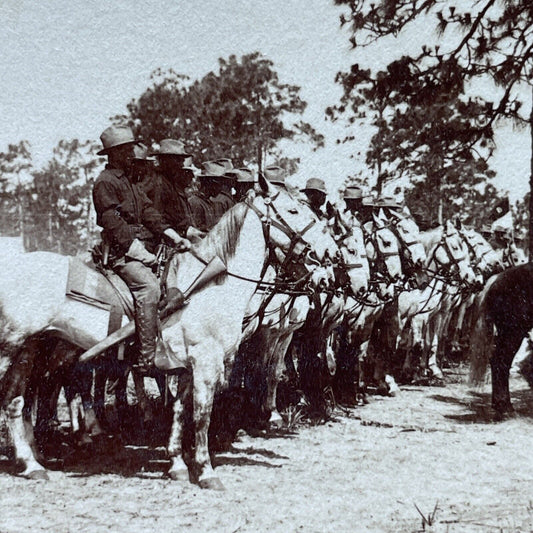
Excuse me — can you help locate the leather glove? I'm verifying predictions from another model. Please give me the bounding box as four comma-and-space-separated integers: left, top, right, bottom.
163, 228, 192, 252
125, 238, 157, 266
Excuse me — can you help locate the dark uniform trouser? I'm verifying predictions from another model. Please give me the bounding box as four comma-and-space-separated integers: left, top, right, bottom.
114, 259, 160, 365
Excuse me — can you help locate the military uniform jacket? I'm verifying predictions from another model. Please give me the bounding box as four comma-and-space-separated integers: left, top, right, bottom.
211, 191, 235, 223
93, 166, 169, 256
189, 191, 217, 232
141, 173, 194, 238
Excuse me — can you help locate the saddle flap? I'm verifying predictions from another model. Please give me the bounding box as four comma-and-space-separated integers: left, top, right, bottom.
66, 257, 134, 317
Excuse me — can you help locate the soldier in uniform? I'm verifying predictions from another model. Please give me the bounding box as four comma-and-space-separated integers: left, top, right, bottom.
226, 167, 256, 202
343, 186, 364, 216
92, 126, 190, 371
146, 139, 204, 241
301, 177, 328, 219
131, 143, 157, 184
196, 160, 236, 225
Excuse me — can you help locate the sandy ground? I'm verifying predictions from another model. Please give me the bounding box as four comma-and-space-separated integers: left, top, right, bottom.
1, 370, 533, 533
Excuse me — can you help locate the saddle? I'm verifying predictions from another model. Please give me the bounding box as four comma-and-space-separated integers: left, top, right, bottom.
66, 258, 136, 353
66, 257, 134, 317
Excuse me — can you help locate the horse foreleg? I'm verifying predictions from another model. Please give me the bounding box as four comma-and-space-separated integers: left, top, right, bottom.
76, 365, 103, 439
192, 355, 224, 490
167, 371, 192, 482
93, 366, 107, 425
427, 314, 444, 381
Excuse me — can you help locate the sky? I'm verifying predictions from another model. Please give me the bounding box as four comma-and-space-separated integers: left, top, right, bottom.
2, 0, 531, 201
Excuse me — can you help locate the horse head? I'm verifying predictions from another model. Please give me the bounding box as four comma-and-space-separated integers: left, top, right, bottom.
502, 242, 527, 268
427, 222, 477, 286
367, 210, 402, 283
253, 175, 339, 290
388, 210, 427, 273
460, 228, 503, 280
337, 216, 370, 296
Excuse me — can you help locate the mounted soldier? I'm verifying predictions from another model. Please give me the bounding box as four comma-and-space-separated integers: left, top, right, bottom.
143, 138, 205, 242
131, 143, 157, 184
92, 126, 190, 372
226, 167, 256, 202
194, 160, 236, 226
301, 178, 328, 220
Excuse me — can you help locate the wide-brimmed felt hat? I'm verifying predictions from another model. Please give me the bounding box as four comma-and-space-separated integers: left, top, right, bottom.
97, 125, 137, 156
343, 186, 363, 200
376, 195, 402, 208
133, 143, 156, 162
301, 177, 327, 194
150, 139, 191, 157
361, 196, 376, 207
216, 158, 233, 171
226, 168, 255, 183
199, 160, 235, 180
262, 165, 286, 185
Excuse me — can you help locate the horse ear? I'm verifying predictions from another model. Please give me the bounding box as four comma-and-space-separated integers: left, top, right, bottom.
258, 172, 271, 195
372, 211, 384, 228
445, 220, 455, 235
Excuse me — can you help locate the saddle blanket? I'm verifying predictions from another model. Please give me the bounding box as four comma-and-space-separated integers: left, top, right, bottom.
66, 258, 134, 318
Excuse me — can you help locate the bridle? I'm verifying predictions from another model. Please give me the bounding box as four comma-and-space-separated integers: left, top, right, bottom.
387, 216, 425, 278
427, 232, 471, 288
458, 230, 500, 279
365, 224, 401, 286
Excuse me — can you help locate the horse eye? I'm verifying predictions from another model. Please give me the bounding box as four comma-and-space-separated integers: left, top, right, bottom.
288, 208, 298, 214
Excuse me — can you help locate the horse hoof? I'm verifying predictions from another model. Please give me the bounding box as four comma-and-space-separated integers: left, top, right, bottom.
167, 469, 189, 482
26, 470, 49, 481
198, 477, 225, 491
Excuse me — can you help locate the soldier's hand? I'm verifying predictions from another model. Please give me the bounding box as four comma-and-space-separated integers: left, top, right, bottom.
186, 226, 207, 243
126, 238, 158, 267
174, 237, 191, 252
164, 228, 192, 252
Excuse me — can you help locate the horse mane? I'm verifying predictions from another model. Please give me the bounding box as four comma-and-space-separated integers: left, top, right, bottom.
192, 202, 250, 264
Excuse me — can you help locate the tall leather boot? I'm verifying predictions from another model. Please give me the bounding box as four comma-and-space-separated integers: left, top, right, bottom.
135, 302, 159, 372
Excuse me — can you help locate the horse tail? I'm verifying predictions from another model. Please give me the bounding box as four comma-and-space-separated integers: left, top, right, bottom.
468, 274, 498, 385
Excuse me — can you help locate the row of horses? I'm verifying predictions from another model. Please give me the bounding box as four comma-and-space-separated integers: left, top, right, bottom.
0, 176, 528, 489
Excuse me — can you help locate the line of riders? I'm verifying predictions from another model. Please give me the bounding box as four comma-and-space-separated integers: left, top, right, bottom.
93, 124, 523, 385
0, 123, 527, 486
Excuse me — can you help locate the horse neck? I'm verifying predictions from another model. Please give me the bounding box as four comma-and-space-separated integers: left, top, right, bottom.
174, 203, 267, 293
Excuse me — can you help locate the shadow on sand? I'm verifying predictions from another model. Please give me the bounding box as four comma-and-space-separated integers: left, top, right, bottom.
0, 400, 299, 479
430, 386, 533, 424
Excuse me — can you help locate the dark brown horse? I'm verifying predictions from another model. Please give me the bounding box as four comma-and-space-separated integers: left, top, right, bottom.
470, 263, 533, 417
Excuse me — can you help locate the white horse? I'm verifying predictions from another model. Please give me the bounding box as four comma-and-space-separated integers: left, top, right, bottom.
400, 221, 477, 381
235, 205, 371, 427
443, 227, 503, 358
0, 177, 338, 487
333, 209, 403, 400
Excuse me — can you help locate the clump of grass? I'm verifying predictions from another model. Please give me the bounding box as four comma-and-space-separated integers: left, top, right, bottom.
282, 404, 305, 430
414, 501, 439, 530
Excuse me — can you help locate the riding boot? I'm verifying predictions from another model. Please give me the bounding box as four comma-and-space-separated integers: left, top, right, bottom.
135, 302, 159, 372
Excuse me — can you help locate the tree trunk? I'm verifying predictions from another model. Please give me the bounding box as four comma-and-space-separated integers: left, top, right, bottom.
257, 140, 263, 174
529, 85, 533, 261
437, 175, 443, 226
